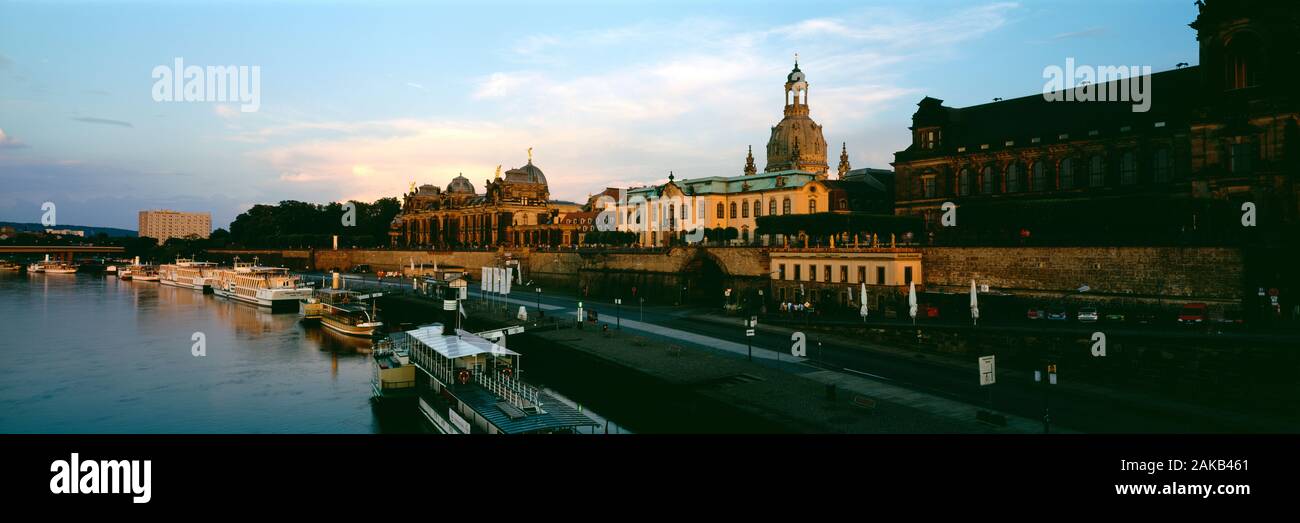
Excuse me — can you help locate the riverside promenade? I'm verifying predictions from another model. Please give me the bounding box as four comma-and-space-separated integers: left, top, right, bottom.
460, 298, 1053, 434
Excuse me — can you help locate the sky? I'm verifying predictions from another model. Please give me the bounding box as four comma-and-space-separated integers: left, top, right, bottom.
0, 0, 1201, 230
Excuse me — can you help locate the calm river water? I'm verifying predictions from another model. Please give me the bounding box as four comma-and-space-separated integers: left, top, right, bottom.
0, 272, 623, 433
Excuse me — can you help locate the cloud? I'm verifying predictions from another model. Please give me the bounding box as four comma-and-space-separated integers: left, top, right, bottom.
1053, 27, 1108, 40
406, 82, 428, 91
0, 128, 27, 149
72, 117, 134, 128
232, 3, 1020, 206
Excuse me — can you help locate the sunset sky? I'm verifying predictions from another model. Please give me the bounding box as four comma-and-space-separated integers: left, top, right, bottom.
0, 0, 1199, 230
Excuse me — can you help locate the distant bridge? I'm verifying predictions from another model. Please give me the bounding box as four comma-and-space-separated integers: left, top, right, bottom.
0, 245, 125, 262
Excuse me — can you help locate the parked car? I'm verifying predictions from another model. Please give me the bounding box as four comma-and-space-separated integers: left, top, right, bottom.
1212, 309, 1246, 330
1027, 307, 1046, 320
1103, 310, 1126, 322
1177, 303, 1208, 324
1047, 307, 1069, 321
1077, 307, 1099, 323
351, 264, 371, 274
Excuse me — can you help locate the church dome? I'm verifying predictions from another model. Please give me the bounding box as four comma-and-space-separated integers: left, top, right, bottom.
766, 61, 828, 176
504, 161, 547, 185
447, 174, 475, 194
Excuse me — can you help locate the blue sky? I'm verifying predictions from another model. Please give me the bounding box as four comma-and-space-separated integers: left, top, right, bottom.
0, 0, 1200, 230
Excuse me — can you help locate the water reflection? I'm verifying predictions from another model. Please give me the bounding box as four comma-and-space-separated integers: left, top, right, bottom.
0, 273, 618, 435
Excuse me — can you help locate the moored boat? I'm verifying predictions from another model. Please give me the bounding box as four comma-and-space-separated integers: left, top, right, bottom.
314, 289, 383, 337
212, 259, 312, 312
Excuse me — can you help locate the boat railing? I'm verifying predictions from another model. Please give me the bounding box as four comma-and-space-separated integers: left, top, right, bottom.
472, 368, 540, 410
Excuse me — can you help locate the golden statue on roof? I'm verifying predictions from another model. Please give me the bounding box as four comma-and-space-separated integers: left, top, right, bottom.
527, 147, 533, 163
495, 165, 502, 179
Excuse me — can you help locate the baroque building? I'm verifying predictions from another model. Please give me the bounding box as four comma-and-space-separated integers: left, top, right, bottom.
891, 0, 1299, 245
612, 61, 893, 247
764, 59, 829, 175
389, 153, 582, 248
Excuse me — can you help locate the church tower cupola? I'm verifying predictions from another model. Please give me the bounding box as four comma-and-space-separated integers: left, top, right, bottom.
764, 56, 829, 177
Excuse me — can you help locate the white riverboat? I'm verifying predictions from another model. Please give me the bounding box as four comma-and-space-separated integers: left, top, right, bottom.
212, 259, 312, 312
159, 258, 219, 292
374, 324, 598, 434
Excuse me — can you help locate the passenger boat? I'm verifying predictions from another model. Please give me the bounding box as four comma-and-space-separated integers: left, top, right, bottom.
0, 261, 23, 272
374, 324, 598, 434
212, 259, 312, 312
159, 258, 219, 292
314, 289, 383, 337
39, 262, 78, 274
132, 266, 160, 282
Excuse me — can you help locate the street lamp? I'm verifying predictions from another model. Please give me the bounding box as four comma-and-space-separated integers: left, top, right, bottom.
535, 287, 542, 318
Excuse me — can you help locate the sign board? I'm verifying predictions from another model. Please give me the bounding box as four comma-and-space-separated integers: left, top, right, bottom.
979, 355, 996, 386
615, 298, 622, 305
443, 300, 457, 311
506, 325, 524, 335
458, 287, 468, 300
1048, 373, 1057, 385
746, 329, 755, 337
449, 409, 472, 434
750, 315, 758, 326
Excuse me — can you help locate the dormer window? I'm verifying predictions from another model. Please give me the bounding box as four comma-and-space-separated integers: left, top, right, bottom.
918, 128, 941, 150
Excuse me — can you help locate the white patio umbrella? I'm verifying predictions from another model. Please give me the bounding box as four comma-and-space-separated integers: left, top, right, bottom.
860, 282, 869, 321
970, 279, 980, 326
908, 280, 918, 324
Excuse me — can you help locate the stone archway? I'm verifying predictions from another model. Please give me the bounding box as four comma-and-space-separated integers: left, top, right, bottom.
679, 248, 726, 305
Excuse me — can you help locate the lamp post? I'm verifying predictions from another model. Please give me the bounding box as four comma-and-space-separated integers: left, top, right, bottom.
535, 287, 542, 317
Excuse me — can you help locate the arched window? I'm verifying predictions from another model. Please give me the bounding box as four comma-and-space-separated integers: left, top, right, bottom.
1226, 33, 1263, 90
729, 202, 737, 219
1120, 151, 1137, 185
808, 199, 817, 213
769, 199, 777, 216
981, 166, 995, 194
1060, 158, 1075, 189
753, 200, 762, 217
782, 198, 792, 215
1031, 161, 1047, 191
1006, 163, 1022, 193
958, 168, 972, 196
681, 203, 688, 219
716, 202, 724, 219
668, 204, 675, 228
1152, 148, 1171, 182
741, 200, 749, 218
1089, 156, 1105, 187
838, 198, 848, 210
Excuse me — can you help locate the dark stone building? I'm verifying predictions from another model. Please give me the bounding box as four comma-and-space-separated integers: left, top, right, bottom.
892, 0, 1299, 245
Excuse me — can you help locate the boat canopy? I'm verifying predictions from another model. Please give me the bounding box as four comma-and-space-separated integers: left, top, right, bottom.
405, 324, 520, 360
